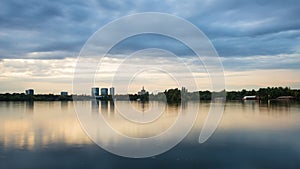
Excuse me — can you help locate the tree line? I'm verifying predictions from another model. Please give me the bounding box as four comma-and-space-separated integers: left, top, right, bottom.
0, 93, 73, 101
0, 87, 299, 102
150, 87, 300, 103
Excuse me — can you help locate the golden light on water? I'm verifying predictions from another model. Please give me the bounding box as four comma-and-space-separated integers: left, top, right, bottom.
1, 101, 300, 150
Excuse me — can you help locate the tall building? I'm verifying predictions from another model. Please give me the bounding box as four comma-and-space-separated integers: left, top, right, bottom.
109, 87, 115, 97
181, 87, 188, 93
25, 89, 34, 95
101, 88, 108, 96
61, 91, 68, 96
91, 87, 99, 97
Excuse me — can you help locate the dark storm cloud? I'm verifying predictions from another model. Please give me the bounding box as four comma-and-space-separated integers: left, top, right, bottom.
108, 34, 196, 57
0, 0, 299, 70
0, 0, 101, 59
188, 0, 300, 37
184, 0, 300, 57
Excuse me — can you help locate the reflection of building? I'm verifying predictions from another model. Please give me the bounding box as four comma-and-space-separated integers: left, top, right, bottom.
91, 87, 99, 97
25, 89, 34, 95
138, 86, 148, 95
101, 88, 108, 96
100, 101, 108, 114
110, 101, 115, 113
61, 101, 68, 110
276, 96, 295, 101
91, 100, 99, 113
26, 101, 34, 114
110, 87, 115, 97
60, 91, 68, 96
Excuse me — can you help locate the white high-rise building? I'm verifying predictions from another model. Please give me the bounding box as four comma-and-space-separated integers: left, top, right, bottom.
110, 87, 115, 97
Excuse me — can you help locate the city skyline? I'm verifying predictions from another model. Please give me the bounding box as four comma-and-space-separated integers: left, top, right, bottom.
3, 85, 299, 96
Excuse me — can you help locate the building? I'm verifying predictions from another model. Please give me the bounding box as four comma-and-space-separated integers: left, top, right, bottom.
91, 87, 99, 97
101, 88, 108, 96
138, 86, 148, 95
25, 89, 34, 95
60, 91, 68, 96
242, 96, 259, 100
109, 87, 115, 97
181, 87, 188, 93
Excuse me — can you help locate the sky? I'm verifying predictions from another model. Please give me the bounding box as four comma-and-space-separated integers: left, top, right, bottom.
0, 0, 299, 94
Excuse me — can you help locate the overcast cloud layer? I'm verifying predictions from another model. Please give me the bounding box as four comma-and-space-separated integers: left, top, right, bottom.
1, 0, 300, 59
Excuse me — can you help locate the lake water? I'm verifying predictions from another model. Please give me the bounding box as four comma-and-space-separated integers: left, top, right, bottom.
1, 101, 300, 169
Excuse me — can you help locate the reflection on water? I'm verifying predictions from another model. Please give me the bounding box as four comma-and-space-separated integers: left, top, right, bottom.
101, 101, 109, 115
0, 101, 91, 150
60, 101, 68, 110
91, 100, 99, 113
1, 101, 300, 169
25, 101, 34, 114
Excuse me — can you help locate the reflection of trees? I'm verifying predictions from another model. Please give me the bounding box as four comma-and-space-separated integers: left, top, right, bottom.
258, 101, 293, 117
238, 100, 294, 117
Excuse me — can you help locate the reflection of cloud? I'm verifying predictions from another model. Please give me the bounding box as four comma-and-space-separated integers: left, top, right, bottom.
0, 102, 90, 150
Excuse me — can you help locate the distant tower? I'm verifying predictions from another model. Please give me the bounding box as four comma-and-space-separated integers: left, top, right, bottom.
181, 87, 188, 101
138, 86, 147, 95
181, 87, 188, 93
25, 89, 34, 95
91, 87, 99, 97
109, 87, 115, 97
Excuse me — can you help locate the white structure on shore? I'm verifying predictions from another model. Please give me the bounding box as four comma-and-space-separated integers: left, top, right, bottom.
242, 96, 258, 100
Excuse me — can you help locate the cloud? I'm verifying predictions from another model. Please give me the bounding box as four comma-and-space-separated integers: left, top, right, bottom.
0, 0, 102, 59
107, 33, 196, 56
222, 53, 300, 70
1, 55, 299, 94
212, 30, 300, 57
0, 0, 299, 60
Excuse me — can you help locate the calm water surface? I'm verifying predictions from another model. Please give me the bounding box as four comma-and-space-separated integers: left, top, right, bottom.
1, 101, 300, 169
